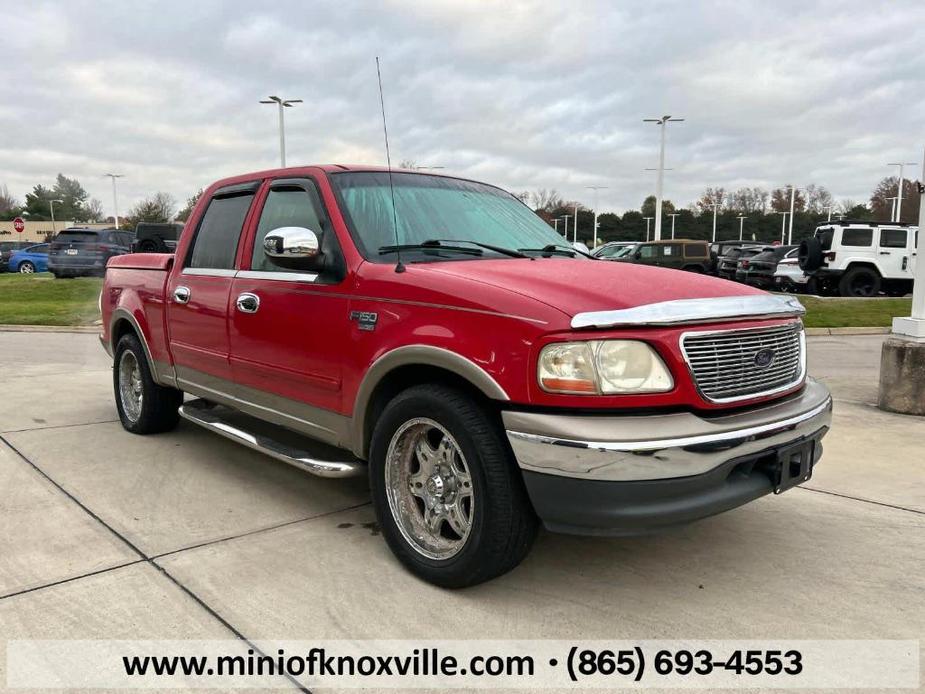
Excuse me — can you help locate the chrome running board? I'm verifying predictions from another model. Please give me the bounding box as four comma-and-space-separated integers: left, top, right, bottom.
179, 398, 365, 478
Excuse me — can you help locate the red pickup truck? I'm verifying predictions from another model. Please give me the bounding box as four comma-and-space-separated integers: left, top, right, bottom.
101, 166, 832, 587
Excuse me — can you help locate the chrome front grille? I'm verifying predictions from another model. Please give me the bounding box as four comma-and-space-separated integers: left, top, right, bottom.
681, 322, 805, 403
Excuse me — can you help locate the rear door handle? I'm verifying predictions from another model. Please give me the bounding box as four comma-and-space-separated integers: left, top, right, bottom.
236, 292, 260, 314
173, 286, 190, 304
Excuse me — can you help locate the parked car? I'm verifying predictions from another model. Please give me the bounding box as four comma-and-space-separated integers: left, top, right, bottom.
773, 255, 810, 293
717, 245, 764, 281
708, 241, 761, 275
592, 241, 636, 259
132, 222, 183, 253
8, 243, 50, 273
614, 239, 711, 272
735, 245, 797, 288
101, 165, 832, 587
48, 227, 133, 278
0, 241, 38, 273
799, 220, 918, 297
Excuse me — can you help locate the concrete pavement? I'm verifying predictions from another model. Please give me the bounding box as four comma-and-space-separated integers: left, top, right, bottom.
0, 331, 922, 692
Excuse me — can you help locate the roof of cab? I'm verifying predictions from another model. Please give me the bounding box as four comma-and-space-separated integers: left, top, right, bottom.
207, 164, 448, 191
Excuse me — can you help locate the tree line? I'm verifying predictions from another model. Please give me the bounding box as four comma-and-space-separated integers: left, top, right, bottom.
517, 176, 921, 246
0, 175, 202, 230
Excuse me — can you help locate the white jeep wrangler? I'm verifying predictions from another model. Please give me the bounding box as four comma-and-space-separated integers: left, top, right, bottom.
799, 220, 918, 297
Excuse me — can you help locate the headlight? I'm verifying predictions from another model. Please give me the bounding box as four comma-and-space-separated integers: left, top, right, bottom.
538, 340, 673, 395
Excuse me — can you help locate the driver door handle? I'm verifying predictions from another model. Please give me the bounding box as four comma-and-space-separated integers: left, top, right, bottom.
236, 292, 260, 314
173, 286, 190, 304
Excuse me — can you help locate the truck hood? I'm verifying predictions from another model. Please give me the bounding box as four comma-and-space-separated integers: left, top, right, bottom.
416, 258, 762, 317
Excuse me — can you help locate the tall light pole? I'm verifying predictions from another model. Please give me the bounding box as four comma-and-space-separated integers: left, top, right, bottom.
775, 211, 788, 244
711, 195, 722, 243
561, 215, 571, 241
887, 196, 898, 221
643, 115, 683, 241
573, 203, 580, 243
49, 198, 63, 235
668, 213, 680, 239
552, 218, 560, 234
823, 205, 833, 222
260, 95, 303, 167
787, 185, 798, 245
887, 161, 916, 222
103, 173, 124, 227
586, 186, 608, 248
737, 215, 748, 241
643, 216, 653, 241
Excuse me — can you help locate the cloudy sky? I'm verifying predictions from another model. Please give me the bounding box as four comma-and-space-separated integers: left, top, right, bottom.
2, 0, 924, 218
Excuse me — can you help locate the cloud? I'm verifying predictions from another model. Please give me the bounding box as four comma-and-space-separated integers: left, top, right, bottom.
1, 0, 923, 217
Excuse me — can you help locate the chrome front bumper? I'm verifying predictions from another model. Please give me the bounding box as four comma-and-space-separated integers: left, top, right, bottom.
504, 378, 832, 482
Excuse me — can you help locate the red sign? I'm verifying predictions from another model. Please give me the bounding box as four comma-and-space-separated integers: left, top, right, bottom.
13, 217, 25, 233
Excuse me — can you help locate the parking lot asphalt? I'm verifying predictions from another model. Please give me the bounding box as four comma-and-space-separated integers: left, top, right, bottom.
0, 331, 922, 692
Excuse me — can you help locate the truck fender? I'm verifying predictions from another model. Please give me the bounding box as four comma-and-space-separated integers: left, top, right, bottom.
109, 306, 167, 386
350, 345, 510, 458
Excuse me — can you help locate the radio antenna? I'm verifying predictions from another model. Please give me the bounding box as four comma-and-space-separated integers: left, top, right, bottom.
376, 56, 404, 273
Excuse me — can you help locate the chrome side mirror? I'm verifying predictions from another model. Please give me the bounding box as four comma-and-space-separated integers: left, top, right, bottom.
263, 227, 320, 259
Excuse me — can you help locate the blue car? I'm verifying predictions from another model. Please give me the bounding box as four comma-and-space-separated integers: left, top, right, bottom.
8, 244, 50, 273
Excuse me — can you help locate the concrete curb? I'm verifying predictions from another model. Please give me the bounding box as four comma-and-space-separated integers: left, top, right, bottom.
0, 325, 99, 334
805, 327, 891, 336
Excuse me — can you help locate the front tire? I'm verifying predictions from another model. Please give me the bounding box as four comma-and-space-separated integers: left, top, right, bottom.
369, 384, 537, 588
113, 334, 183, 434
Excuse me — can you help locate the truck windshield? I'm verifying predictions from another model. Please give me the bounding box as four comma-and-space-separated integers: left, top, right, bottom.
330, 171, 578, 262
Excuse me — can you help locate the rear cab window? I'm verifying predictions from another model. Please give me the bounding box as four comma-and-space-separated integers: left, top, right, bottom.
55, 231, 97, 244
684, 243, 708, 258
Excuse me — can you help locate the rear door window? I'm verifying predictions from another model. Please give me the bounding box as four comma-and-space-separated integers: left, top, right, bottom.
187, 192, 255, 270
879, 228, 908, 248
841, 228, 873, 247
684, 243, 707, 258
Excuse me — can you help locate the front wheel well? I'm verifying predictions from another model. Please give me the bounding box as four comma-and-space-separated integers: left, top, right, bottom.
111, 317, 139, 351
361, 364, 500, 459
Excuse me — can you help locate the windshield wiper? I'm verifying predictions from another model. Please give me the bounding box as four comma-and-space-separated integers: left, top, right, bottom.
379, 239, 483, 257
518, 244, 579, 257
431, 239, 529, 259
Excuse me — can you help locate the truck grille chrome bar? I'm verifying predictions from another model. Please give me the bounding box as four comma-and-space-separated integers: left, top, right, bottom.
680, 322, 806, 403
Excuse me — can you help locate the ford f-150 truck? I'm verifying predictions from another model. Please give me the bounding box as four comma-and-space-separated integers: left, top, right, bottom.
100, 166, 832, 587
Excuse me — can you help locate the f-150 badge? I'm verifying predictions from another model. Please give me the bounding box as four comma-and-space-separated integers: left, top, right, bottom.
349, 310, 379, 331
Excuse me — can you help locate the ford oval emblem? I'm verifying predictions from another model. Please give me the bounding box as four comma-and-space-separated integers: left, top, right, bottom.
754, 348, 775, 368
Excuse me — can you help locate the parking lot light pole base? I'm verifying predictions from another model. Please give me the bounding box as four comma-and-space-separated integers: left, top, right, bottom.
878, 335, 925, 415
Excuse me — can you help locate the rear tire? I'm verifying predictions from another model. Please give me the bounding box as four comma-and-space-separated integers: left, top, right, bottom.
369, 384, 537, 588
838, 266, 881, 297
18, 261, 36, 274
113, 334, 183, 434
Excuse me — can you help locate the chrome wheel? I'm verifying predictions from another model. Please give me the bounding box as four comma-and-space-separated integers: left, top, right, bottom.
384, 418, 475, 560
118, 350, 143, 422
19, 262, 35, 274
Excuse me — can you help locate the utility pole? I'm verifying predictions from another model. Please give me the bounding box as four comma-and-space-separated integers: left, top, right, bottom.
668, 213, 680, 239
643, 115, 683, 241
737, 215, 748, 241
887, 161, 916, 222
643, 216, 653, 241
260, 95, 303, 167
103, 173, 124, 227
586, 186, 608, 248
49, 198, 63, 235
788, 185, 798, 245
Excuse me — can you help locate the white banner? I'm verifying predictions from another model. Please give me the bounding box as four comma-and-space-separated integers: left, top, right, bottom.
5, 639, 920, 689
